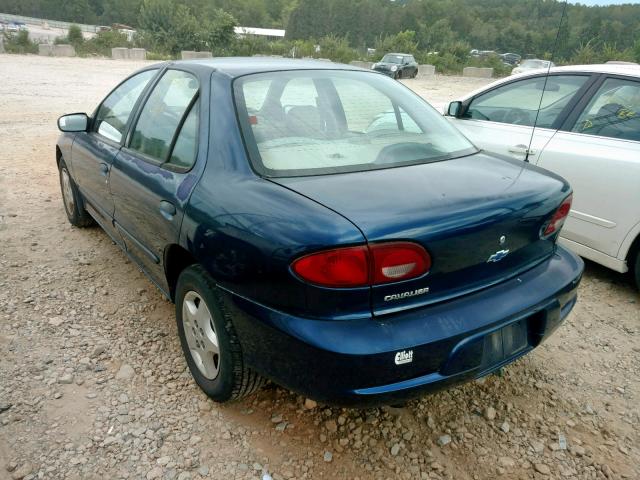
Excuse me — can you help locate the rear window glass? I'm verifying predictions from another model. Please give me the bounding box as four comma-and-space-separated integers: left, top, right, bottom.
234, 70, 476, 177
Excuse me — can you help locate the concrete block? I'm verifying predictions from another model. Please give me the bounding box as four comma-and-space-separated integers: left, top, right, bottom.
349, 60, 373, 70
53, 44, 75, 57
112, 47, 129, 60
129, 48, 147, 60
463, 67, 493, 78
417, 64, 436, 77
181, 51, 211, 60
38, 44, 53, 56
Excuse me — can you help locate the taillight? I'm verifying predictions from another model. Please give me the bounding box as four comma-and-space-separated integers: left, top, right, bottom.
291, 242, 431, 288
542, 194, 572, 238
291, 246, 369, 288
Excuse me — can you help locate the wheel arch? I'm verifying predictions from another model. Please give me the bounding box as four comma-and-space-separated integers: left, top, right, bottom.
164, 244, 198, 302
625, 231, 640, 276
620, 220, 640, 267
56, 145, 63, 167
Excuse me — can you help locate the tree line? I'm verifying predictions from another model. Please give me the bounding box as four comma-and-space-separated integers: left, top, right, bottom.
2, 0, 640, 70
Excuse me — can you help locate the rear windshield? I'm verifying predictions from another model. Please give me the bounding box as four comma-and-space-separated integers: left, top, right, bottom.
234, 70, 476, 177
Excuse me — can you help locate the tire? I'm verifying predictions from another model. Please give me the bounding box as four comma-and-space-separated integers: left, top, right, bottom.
412, 70, 418, 79
395, 70, 402, 80
58, 159, 94, 228
633, 250, 640, 291
175, 265, 265, 402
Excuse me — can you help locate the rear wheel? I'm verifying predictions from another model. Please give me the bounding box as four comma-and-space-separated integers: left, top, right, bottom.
58, 159, 94, 227
175, 265, 264, 402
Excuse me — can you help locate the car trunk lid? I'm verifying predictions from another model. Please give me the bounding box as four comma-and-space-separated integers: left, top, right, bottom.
273, 152, 570, 316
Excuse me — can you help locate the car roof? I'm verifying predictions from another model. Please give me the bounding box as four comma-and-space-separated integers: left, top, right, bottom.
166, 57, 362, 77
457, 63, 640, 101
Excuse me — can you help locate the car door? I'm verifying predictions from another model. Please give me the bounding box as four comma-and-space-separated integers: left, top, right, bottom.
109, 68, 204, 291
71, 69, 157, 228
448, 74, 592, 162
536, 75, 640, 267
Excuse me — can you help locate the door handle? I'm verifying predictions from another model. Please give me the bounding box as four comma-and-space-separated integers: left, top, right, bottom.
508, 144, 536, 156
159, 200, 176, 220
99, 163, 109, 176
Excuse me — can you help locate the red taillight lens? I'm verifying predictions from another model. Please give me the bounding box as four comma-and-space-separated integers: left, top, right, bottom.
291, 242, 431, 288
291, 246, 369, 288
370, 242, 431, 284
543, 194, 572, 237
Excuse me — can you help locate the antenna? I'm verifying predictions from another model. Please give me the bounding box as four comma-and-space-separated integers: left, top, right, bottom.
526, 0, 569, 163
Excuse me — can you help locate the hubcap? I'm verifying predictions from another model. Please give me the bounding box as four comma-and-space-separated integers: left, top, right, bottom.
182, 291, 220, 380
61, 168, 75, 215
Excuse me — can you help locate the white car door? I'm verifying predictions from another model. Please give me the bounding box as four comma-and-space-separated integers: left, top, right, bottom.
536, 76, 640, 271
448, 74, 592, 162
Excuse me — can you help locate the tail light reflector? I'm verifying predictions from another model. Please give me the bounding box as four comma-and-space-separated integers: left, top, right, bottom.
291, 242, 430, 288
542, 194, 572, 237
370, 242, 431, 284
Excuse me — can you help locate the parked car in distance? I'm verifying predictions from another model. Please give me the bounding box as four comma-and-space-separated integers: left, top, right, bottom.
56, 58, 583, 406
511, 59, 555, 75
372, 53, 418, 79
500, 52, 522, 66
445, 63, 640, 290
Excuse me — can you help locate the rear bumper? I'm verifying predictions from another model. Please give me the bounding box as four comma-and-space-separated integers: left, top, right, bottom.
224, 246, 583, 406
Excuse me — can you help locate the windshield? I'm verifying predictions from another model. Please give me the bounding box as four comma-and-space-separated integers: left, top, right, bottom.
522, 60, 549, 69
234, 70, 477, 177
381, 55, 403, 64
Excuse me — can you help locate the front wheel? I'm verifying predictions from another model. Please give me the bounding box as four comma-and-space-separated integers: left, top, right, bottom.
58, 159, 94, 227
175, 265, 264, 402
633, 250, 640, 291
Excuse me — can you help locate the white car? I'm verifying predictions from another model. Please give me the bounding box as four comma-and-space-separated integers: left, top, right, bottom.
512, 59, 555, 75
445, 64, 640, 289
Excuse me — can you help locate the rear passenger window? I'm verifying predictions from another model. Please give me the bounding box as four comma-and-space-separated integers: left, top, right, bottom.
572, 78, 640, 142
129, 70, 198, 163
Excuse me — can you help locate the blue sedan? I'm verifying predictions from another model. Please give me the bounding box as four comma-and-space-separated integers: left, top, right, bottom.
56, 58, 583, 406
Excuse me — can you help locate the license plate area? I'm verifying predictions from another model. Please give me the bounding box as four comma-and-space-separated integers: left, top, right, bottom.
441, 311, 545, 376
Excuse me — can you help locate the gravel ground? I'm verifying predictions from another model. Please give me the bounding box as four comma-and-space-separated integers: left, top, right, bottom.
0, 55, 638, 480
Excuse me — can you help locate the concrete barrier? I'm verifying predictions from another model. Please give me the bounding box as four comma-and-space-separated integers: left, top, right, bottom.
129, 48, 147, 60
112, 47, 129, 60
38, 44, 53, 56
53, 44, 75, 57
463, 67, 493, 78
181, 51, 212, 60
417, 64, 436, 77
349, 60, 373, 70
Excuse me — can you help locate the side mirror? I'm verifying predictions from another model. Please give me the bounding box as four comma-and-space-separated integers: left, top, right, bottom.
58, 113, 89, 132
447, 101, 463, 118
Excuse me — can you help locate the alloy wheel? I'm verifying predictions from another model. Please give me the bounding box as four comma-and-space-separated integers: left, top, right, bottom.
182, 291, 220, 379
60, 168, 75, 215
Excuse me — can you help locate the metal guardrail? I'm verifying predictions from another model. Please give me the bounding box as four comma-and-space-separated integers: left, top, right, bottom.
0, 12, 99, 33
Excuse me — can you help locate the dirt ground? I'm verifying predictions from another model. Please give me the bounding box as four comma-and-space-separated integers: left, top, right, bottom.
0, 55, 638, 480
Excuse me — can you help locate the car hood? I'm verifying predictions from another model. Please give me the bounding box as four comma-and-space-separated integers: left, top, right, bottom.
374, 62, 399, 69
272, 152, 570, 315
